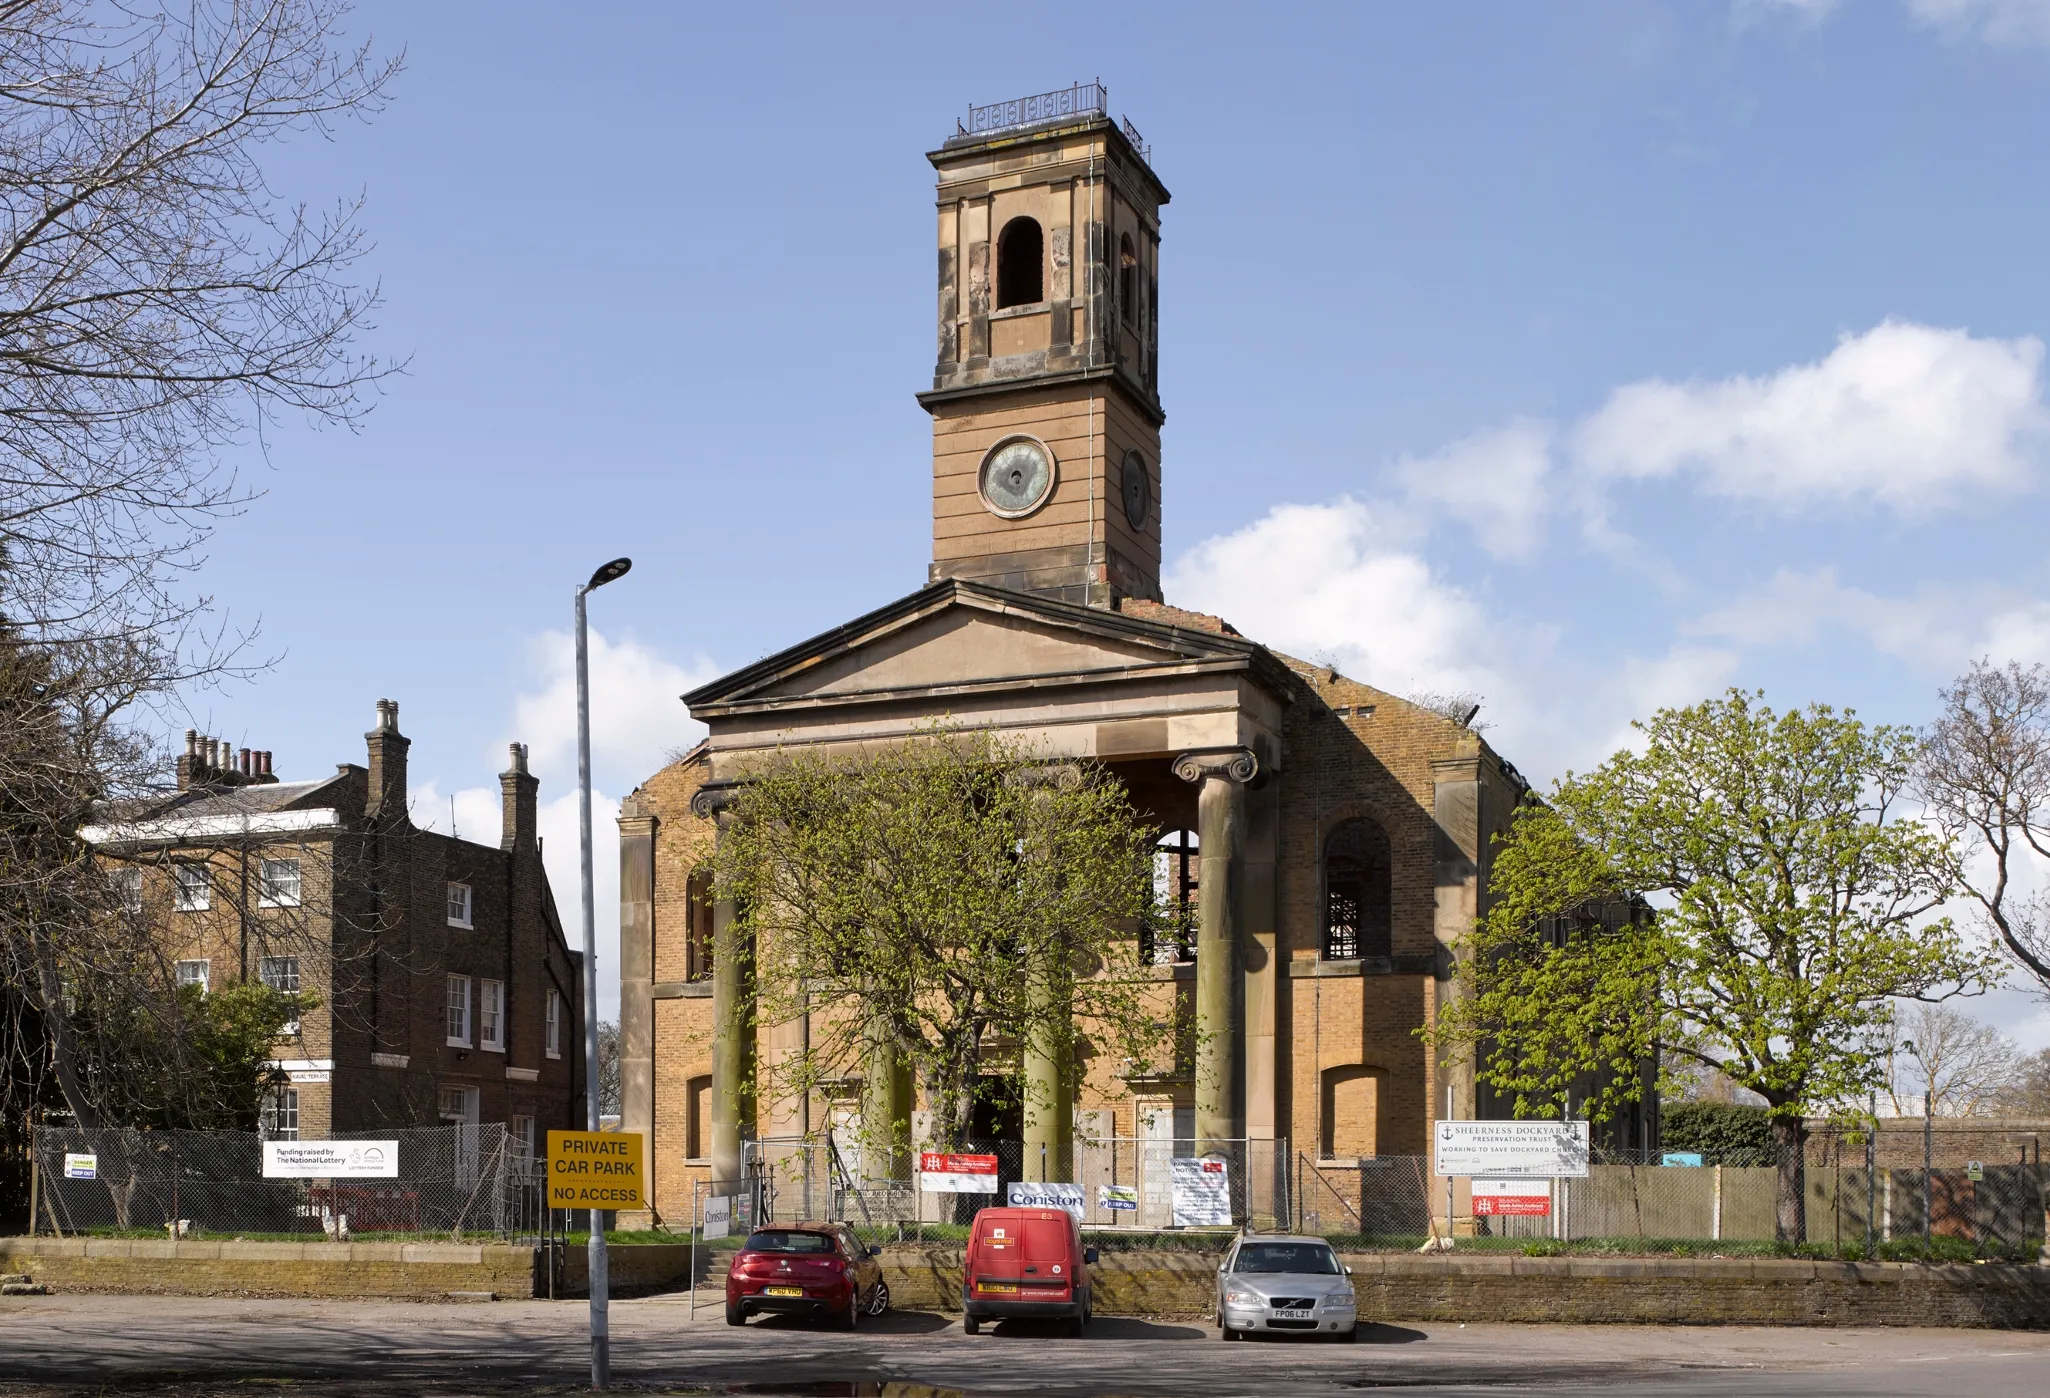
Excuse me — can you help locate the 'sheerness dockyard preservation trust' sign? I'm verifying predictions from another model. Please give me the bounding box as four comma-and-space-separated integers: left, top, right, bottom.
1433, 1121, 1590, 1178
547, 1130, 646, 1209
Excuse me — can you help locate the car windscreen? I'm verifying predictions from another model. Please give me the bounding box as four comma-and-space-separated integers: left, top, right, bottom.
1230, 1243, 1340, 1275
742, 1230, 835, 1254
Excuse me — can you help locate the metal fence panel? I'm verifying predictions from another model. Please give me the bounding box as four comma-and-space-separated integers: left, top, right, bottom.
31, 1124, 546, 1242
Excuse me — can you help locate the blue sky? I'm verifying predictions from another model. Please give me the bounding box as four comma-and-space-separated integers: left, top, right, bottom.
184, 1, 2050, 1041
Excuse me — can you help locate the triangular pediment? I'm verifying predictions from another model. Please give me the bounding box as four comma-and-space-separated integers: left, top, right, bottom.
684, 581, 1288, 716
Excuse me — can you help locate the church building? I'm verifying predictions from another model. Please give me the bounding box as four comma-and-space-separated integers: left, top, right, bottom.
616, 87, 1594, 1228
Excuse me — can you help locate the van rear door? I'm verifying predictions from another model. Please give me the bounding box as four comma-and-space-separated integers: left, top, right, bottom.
972, 1212, 1027, 1286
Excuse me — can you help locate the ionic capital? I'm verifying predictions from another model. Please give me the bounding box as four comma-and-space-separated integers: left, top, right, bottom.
1172, 747, 1259, 786
689, 782, 743, 821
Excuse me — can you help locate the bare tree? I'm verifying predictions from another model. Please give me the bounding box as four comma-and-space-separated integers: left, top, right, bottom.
1885, 1001, 2021, 1118
0, 1, 396, 1136
1995, 1047, 2050, 1117
1917, 659, 2050, 994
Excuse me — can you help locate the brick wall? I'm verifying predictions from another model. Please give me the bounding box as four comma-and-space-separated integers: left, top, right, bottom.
0, 1237, 538, 1299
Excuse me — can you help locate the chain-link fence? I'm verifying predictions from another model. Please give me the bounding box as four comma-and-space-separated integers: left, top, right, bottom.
29, 1124, 547, 1241
1289, 1148, 2047, 1253
734, 1135, 1292, 1241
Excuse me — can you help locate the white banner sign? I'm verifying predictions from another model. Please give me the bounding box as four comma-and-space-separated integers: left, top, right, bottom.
702, 1193, 731, 1240
261, 1140, 399, 1179
63, 1152, 97, 1180
1006, 1181, 1084, 1219
1433, 1120, 1588, 1178
918, 1151, 999, 1194
1472, 1177, 1552, 1217
1170, 1156, 1232, 1227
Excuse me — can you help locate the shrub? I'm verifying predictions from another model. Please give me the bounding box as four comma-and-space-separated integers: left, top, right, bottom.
1660, 1101, 1774, 1165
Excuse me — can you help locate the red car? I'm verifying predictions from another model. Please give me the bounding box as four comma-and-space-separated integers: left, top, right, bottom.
725, 1222, 888, 1329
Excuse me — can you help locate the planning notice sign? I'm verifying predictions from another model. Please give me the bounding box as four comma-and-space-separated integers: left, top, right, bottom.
1170, 1156, 1233, 1227
1433, 1120, 1589, 1178
546, 1130, 646, 1209
262, 1140, 398, 1179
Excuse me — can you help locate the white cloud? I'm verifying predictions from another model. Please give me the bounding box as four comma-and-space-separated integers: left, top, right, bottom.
1908, 0, 2050, 48
408, 627, 721, 1026
1571, 320, 2048, 511
511, 628, 719, 791
1162, 498, 1744, 782
1166, 498, 1505, 702
1688, 568, 2050, 673
1392, 420, 1555, 561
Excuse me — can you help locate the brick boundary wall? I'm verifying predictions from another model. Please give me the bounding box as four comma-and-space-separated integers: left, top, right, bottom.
0, 1238, 540, 1300
5, 1239, 2046, 1327
880, 1249, 2050, 1329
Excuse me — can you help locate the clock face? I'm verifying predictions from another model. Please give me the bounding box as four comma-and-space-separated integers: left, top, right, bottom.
1122, 450, 1152, 529
978, 437, 1056, 518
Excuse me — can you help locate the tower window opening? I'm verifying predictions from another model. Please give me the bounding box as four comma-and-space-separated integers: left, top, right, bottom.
1118, 234, 1137, 325
996, 216, 1044, 308
1323, 817, 1392, 962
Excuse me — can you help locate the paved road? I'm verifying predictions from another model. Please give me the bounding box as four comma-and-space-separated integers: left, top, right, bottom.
0, 1293, 2045, 1396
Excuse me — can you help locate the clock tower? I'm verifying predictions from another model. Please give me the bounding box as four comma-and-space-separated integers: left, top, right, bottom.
919, 84, 1168, 609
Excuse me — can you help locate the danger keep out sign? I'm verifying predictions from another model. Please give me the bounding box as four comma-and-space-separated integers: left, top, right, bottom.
546, 1129, 646, 1209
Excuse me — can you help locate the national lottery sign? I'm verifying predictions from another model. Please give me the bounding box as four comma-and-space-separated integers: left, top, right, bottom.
918, 1151, 998, 1193
1472, 1178, 1551, 1217
262, 1141, 398, 1179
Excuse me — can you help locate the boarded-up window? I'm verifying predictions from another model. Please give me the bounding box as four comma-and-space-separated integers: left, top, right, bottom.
687, 1073, 712, 1161
1320, 1065, 1379, 1161
685, 866, 715, 982
1323, 818, 1392, 961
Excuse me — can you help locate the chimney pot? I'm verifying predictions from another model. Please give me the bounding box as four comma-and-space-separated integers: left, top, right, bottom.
185, 729, 198, 756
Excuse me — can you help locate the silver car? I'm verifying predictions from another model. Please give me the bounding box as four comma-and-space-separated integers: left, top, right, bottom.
1214, 1235, 1358, 1342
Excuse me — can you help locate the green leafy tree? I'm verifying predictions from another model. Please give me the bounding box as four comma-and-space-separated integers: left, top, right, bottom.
78, 980, 314, 1131
1429, 691, 2000, 1240
713, 727, 1168, 1155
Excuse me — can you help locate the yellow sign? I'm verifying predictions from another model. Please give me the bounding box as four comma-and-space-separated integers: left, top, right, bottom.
546, 1129, 646, 1209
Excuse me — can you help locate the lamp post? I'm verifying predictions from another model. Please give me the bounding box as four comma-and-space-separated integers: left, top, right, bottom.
577, 555, 631, 1389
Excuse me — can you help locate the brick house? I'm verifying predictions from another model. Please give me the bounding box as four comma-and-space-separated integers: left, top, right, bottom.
616, 90, 1649, 1227
83, 700, 585, 1154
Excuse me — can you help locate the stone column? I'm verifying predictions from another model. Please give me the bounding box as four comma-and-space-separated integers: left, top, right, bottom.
1430, 750, 1483, 1132
616, 801, 657, 1224
692, 784, 750, 1196
862, 1031, 913, 1186
1175, 747, 1257, 1156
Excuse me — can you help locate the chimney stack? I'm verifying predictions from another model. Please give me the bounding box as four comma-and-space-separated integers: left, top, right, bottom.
500, 741, 538, 853
365, 698, 410, 821
177, 729, 201, 791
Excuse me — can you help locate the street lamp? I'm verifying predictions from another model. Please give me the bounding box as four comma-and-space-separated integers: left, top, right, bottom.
577, 556, 630, 1389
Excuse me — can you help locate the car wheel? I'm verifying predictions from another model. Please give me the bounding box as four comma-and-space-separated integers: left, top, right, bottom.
1340, 1323, 1359, 1344
1067, 1312, 1084, 1338
963, 1315, 980, 1335
840, 1288, 860, 1331
868, 1279, 890, 1316
725, 1305, 745, 1327
1221, 1323, 1241, 1342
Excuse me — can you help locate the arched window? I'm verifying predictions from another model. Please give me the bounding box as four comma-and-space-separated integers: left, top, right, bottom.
685, 866, 714, 982
996, 217, 1043, 308
1147, 828, 1199, 965
1118, 234, 1137, 326
1323, 818, 1391, 961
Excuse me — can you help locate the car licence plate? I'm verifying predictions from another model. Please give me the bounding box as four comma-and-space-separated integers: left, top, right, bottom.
979, 1282, 1018, 1295
1273, 1308, 1315, 1321
764, 1286, 804, 1298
